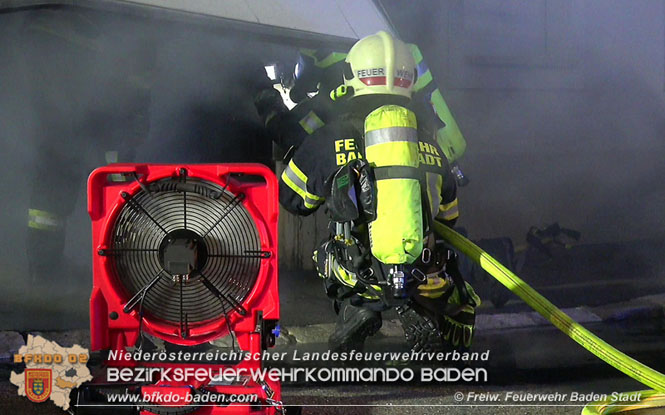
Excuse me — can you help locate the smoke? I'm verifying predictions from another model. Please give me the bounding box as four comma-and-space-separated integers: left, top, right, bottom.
378, 0, 665, 304
381, 0, 665, 244
1, 1, 664, 329
0, 5, 296, 330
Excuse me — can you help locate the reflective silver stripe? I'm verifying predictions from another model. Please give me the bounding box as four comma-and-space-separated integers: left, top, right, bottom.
438, 204, 459, 220
303, 194, 323, 208
283, 164, 306, 192
373, 166, 421, 181
28, 208, 61, 231
365, 126, 418, 147
29, 215, 59, 227
283, 164, 323, 208
437, 199, 459, 221
298, 111, 325, 134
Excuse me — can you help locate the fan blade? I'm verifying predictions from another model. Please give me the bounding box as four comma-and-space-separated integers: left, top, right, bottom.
179, 280, 189, 339
199, 273, 247, 316
123, 272, 164, 313
201, 193, 245, 238
121, 191, 168, 234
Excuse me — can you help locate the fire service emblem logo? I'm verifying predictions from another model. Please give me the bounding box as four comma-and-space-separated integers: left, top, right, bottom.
25, 369, 52, 403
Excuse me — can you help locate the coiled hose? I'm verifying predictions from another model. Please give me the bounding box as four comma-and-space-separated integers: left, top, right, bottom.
432, 222, 665, 414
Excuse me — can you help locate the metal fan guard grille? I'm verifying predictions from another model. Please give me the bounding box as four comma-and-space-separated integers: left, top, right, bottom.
110, 177, 261, 325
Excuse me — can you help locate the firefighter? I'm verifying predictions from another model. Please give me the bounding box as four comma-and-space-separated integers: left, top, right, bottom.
21, 9, 152, 283
279, 31, 479, 353
259, 41, 469, 186
21, 9, 98, 284
263, 48, 348, 151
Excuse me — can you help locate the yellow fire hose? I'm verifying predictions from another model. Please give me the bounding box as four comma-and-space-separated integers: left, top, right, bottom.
432, 222, 665, 414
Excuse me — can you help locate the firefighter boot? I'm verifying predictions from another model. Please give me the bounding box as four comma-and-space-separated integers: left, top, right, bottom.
397, 303, 448, 352
328, 300, 382, 352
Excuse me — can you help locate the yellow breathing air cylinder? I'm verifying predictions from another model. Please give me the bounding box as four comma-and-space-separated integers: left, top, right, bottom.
364, 105, 423, 264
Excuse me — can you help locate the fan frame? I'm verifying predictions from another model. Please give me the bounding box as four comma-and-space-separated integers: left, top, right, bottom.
88, 164, 279, 351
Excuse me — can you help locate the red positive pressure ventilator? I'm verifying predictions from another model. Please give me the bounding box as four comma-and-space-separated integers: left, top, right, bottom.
85, 164, 281, 415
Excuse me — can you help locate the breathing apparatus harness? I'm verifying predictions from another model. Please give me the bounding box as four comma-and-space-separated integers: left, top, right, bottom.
319, 31, 475, 310
321, 118, 474, 310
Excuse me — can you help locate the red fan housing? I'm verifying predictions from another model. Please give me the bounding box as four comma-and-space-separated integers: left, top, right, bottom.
86, 163, 281, 415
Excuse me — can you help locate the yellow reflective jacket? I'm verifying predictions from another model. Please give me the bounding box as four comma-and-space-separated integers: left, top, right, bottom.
279, 113, 459, 226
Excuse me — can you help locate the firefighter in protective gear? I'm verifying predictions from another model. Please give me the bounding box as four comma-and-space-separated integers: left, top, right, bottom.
255, 48, 345, 153
22, 8, 153, 284
22, 9, 99, 284
279, 31, 479, 353
263, 41, 469, 185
